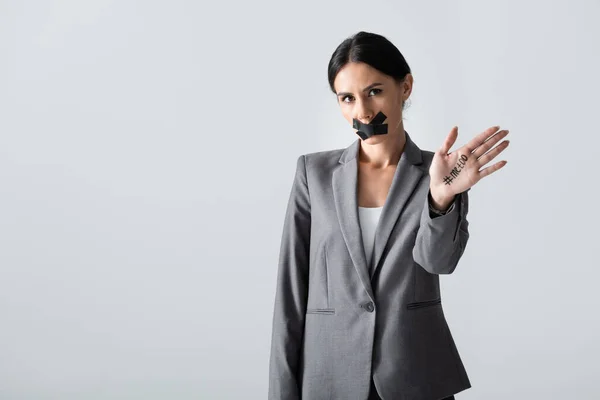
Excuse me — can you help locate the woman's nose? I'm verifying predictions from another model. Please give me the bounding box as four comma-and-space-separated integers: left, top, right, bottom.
355, 104, 373, 123
356, 114, 372, 124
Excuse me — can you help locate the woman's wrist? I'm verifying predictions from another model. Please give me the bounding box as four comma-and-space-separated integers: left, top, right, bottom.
428, 189, 454, 212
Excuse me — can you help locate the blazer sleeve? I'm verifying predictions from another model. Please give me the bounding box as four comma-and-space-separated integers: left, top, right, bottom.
268, 154, 311, 400
412, 187, 470, 275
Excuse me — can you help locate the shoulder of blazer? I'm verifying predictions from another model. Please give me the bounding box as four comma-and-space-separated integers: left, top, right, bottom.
420, 149, 435, 169
300, 147, 346, 176
302, 147, 346, 162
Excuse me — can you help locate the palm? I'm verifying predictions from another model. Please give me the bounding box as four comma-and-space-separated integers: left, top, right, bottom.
429, 125, 510, 200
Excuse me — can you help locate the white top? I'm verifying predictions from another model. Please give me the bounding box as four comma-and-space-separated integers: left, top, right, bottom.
357, 206, 384, 266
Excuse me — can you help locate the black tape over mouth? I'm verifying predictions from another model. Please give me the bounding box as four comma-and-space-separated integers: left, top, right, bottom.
352, 111, 388, 140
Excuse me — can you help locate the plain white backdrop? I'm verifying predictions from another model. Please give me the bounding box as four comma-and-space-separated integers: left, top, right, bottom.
1, 0, 599, 399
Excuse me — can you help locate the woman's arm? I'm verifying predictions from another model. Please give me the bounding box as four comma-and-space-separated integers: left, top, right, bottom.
268, 154, 311, 400
413, 124, 509, 275
412, 188, 470, 275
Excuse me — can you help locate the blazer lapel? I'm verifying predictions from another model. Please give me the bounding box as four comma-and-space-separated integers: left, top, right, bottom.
332, 132, 428, 297
332, 138, 373, 300
370, 132, 427, 279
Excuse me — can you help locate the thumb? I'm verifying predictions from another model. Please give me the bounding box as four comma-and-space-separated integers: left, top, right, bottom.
440, 126, 458, 154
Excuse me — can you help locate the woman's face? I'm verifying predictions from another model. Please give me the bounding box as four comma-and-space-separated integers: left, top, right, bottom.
333, 61, 412, 144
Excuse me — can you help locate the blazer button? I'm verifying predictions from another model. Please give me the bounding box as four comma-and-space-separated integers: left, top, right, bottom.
363, 301, 374, 312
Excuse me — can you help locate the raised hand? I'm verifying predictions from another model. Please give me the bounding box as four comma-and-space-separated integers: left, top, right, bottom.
428, 125, 510, 209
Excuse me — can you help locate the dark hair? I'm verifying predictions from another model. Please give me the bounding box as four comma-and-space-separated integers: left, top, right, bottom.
327, 31, 412, 107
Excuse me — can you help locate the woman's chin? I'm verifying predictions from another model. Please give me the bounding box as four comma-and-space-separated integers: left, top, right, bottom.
361, 134, 388, 144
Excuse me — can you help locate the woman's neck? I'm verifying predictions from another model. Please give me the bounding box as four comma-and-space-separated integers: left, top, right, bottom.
358, 130, 406, 169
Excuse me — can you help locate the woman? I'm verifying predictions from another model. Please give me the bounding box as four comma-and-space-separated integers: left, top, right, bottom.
268, 31, 509, 400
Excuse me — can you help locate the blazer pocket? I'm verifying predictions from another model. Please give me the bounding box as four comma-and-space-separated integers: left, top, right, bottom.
306, 308, 336, 315
406, 297, 441, 310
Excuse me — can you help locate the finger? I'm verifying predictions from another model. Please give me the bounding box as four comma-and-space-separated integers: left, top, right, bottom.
440, 126, 458, 154
478, 160, 508, 179
472, 129, 509, 158
465, 125, 502, 153
476, 139, 509, 166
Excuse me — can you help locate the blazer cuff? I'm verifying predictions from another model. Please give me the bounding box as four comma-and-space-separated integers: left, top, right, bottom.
421, 189, 465, 242
428, 191, 456, 217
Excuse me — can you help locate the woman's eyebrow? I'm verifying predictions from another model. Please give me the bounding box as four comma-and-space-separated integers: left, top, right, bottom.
336, 82, 383, 97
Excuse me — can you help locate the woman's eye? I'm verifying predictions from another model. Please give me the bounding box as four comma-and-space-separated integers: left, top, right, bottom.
342, 89, 380, 103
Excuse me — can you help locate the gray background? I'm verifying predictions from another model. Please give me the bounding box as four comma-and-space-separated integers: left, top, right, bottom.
1, 0, 599, 399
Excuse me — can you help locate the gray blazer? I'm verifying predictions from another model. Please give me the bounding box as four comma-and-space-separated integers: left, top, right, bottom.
268, 132, 472, 400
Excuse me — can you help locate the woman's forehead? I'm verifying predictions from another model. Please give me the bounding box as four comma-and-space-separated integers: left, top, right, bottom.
333, 63, 390, 91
